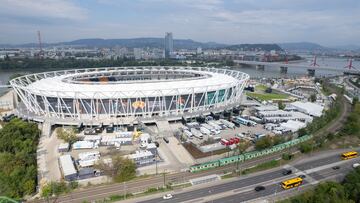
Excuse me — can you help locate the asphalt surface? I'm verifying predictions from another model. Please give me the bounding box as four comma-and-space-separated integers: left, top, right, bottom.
35, 148, 298, 203
210, 159, 355, 203
138, 151, 360, 203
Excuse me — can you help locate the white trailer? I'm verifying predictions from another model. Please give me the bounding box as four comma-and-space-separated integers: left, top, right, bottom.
207, 121, 222, 130
201, 123, 214, 130
190, 128, 203, 139
219, 119, 235, 129
184, 130, 193, 139
72, 141, 95, 150
78, 151, 100, 160
200, 127, 211, 135
78, 157, 99, 168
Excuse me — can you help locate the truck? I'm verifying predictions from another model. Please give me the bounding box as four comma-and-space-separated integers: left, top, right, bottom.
199, 127, 211, 135
190, 128, 203, 139
220, 139, 230, 146
183, 130, 193, 139
186, 122, 200, 129
207, 121, 222, 130
232, 116, 257, 126
201, 123, 214, 130
219, 119, 235, 129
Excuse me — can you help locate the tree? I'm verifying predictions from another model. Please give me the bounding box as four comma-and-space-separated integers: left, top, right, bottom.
96, 155, 136, 183
255, 136, 272, 150
0, 119, 40, 199
236, 142, 250, 171
56, 127, 78, 144
309, 94, 317, 102
343, 168, 360, 202
278, 101, 286, 110
299, 142, 312, 153
298, 128, 308, 137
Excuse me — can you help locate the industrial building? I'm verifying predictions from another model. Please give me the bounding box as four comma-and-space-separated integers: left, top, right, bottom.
59, 155, 77, 181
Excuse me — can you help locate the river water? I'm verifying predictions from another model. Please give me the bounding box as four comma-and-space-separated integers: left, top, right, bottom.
0, 56, 359, 95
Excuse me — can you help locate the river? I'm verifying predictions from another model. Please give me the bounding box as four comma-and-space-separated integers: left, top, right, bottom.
0, 56, 359, 95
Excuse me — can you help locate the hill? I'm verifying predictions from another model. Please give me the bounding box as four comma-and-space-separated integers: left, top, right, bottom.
0, 38, 227, 50
225, 44, 283, 52
278, 42, 329, 52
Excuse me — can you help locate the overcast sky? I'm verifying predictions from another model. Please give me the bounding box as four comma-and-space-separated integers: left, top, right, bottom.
0, 0, 359, 46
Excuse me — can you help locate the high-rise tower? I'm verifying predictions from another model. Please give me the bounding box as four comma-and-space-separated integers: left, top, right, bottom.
164, 32, 173, 59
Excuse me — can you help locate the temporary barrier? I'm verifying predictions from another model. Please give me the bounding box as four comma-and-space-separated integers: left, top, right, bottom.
190, 135, 312, 172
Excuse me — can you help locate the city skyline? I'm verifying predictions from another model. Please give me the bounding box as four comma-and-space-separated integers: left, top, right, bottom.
0, 0, 359, 46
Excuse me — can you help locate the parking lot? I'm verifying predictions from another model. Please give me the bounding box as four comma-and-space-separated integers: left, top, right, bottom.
173, 117, 272, 159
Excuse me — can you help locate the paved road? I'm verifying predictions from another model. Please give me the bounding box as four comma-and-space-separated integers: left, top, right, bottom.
35, 148, 298, 203
137, 150, 360, 203
211, 159, 355, 203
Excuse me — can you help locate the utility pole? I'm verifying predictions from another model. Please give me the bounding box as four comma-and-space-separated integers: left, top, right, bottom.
163, 170, 166, 188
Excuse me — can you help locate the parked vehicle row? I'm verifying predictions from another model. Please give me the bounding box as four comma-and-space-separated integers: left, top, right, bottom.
220, 137, 240, 146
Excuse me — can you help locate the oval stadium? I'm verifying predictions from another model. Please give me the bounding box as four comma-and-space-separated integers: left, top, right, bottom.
10, 66, 249, 124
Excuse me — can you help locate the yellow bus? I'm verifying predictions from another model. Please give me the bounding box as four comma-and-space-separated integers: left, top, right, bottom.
341, 151, 358, 160
281, 177, 303, 189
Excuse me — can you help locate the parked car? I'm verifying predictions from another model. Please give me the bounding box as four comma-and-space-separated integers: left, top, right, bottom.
332, 166, 340, 170
353, 163, 360, 168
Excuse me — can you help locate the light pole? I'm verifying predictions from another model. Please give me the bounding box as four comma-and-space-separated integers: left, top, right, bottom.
163, 169, 166, 188
155, 149, 158, 175
123, 182, 126, 200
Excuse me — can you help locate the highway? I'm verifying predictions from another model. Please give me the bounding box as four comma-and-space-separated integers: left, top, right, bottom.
136, 150, 360, 203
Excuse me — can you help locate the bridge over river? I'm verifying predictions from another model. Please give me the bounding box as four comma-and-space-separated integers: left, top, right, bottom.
234, 59, 360, 76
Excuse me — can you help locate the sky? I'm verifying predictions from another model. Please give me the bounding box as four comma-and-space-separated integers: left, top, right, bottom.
0, 0, 359, 46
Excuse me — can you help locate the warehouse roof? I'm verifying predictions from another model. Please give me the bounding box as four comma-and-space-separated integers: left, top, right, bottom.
59, 155, 77, 177
24, 68, 245, 98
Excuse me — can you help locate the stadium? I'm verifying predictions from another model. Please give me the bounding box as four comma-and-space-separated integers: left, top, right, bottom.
10, 66, 249, 124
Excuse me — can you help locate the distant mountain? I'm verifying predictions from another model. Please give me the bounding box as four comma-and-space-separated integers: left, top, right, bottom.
0, 38, 227, 50
225, 43, 283, 52
331, 44, 360, 51
278, 42, 329, 52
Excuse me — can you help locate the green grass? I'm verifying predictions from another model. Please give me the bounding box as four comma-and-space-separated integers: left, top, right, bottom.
221, 173, 235, 179
247, 92, 289, 101
241, 160, 280, 175
255, 84, 268, 91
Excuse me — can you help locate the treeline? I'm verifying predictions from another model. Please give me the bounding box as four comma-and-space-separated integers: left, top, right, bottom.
0, 119, 40, 199
0, 58, 187, 71
342, 101, 360, 137
280, 168, 360, 203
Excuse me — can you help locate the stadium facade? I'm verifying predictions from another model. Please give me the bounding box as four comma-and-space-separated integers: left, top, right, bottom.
10, 66, 249, 122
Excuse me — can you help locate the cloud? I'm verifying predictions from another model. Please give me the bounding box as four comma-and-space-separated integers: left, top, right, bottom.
0, 0, 88, 21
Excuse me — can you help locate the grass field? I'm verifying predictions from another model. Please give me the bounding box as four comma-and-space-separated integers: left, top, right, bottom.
247, 92, 289, 101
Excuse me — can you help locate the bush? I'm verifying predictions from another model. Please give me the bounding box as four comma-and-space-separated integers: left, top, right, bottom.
96, 155, 136, 183
299, 142, 312, 153
282, 153, 293, 160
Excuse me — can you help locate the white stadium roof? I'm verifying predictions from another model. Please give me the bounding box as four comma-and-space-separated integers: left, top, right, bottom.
25, 69, 239, 98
